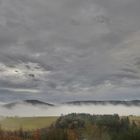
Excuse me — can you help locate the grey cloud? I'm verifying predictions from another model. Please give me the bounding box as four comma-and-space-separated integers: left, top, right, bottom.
134, 58, 140, 69
121, 68, 138, 74
112, 73, 140, 80
0, 0, 140, 102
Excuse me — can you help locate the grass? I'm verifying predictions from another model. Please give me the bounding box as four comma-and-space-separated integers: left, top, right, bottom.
0, 116, 58, 131
129, 115, 140, 125
0, 115, 140, 131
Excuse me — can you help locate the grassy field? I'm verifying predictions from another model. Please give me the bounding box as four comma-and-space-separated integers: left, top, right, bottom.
0, 116, 58, 131
0, 115, 140, 131
129, 115, 140, 125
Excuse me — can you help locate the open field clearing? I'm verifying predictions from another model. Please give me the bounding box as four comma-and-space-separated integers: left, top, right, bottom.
0, 116, 58, 131
0, 115, 140, 131
129, 116, 140, 125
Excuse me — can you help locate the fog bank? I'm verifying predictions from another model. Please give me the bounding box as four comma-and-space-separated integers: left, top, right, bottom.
0, 103, 140, 117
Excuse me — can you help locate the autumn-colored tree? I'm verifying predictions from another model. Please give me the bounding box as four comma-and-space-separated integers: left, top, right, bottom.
0, 124, 4, 140
67, 129, 79, 140
33, 129, 41, 140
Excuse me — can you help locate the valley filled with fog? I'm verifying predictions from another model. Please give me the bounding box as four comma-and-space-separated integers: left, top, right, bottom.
0, 102, 140, 117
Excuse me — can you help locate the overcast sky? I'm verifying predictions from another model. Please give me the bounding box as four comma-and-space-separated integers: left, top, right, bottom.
0, 0, 140, 102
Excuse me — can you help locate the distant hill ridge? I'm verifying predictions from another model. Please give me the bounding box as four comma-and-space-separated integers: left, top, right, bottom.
3, 99, 54, 108
23, 99, 54, 106
3, 99, 140, 109
64, 100, 140, 106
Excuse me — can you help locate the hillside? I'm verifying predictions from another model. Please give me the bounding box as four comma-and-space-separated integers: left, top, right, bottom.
0, 113, 140, 140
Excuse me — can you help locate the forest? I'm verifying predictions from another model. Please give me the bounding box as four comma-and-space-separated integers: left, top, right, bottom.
0, 113, 140, 140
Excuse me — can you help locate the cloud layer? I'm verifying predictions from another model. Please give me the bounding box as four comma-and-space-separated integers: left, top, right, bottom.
0, 0, 140, 102
0, 103, 140, 117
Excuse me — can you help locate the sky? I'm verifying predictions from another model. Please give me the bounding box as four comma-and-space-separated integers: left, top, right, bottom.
0, 0, 140, 102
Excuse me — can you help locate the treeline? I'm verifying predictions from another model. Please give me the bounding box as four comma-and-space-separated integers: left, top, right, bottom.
55, 113, 140, 140
0, 113, 140, 140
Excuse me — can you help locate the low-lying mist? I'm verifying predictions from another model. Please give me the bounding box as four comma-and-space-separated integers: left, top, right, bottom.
0, 103, 140, 117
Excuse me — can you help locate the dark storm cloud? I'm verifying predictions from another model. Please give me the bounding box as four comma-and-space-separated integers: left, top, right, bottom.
0, 0, 140, 102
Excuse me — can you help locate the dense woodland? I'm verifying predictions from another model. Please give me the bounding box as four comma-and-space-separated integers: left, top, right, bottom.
0, 113, 140, 140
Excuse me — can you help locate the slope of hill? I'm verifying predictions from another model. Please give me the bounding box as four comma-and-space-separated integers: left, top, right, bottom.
3, 100, 54, 109
1, 113, 140, 140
